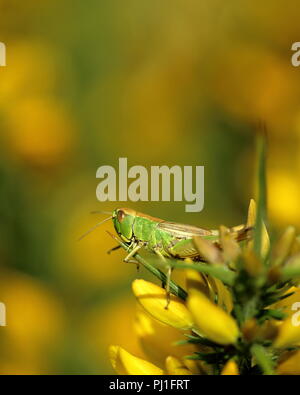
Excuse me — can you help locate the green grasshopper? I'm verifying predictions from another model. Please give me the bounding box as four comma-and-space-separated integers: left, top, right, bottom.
80, 208, 251, 306
109, 208, 251, 260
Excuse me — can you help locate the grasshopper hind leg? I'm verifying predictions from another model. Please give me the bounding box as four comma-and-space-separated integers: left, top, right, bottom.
165, 265, 173, 310
154, 249, 172, 309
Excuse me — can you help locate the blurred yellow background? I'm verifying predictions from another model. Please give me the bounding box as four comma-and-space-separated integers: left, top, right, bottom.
0, 0, 300, 374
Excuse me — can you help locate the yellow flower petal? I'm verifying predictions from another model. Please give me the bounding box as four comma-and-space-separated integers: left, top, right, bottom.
277, 350, 300, 375
109, 345, 163, 375
291, 235, 300, 255
243, 248, 264, 277
260, 225, 270, 259
183, 359, 207, 375
185, 269, 211, 298
247, 224, 270, 259
246, 199, 270, 258
221, 360, 239, 375
187, 290, 239, 345
207, 276, 233, 313
272, 226, 296, 267
134, 308, 196, 368
165, 356, 192, 375
269, 287, 300, 317
193, 236, 223, 264
273, 318, 300, 348
219, 225, 241, 263
247, 199, 257, 228
134, 308, 207, 374
132, 280, 194, 330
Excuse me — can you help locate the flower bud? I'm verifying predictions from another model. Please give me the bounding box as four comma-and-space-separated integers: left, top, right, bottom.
273, 318, 300, 349
187, 290, 239, 345
132, 279, 194, 330
221, 360, 239, 375
165, 356, 192, 375
109, 345, 163, 375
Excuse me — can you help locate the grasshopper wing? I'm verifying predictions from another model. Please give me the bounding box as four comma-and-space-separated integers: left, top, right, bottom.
158, 221, 219, 239
158, 221, 251, 241
157, 221, 251, 259
156, 222, 219, 259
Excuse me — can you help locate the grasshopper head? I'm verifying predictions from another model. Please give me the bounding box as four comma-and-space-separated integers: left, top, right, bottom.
112, 208, 136, 243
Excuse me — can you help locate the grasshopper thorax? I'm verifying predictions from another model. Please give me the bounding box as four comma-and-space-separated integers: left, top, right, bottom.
112, 208, 136, 243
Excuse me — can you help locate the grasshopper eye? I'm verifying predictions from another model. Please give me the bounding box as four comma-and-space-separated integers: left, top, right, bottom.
117, 210, 126, 222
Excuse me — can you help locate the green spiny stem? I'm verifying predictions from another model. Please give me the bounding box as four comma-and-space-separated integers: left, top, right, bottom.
164, 261, 236, 286
250, 344, 274, 375
136, 253, 188, 300
254, 129, 268, 259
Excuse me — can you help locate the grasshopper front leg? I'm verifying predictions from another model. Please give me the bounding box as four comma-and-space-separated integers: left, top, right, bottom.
124, 242, 143, 271
124, 242, 142, 263
106, 242, 140, 268
107, 245, 122, 254
106, 231, 141, 269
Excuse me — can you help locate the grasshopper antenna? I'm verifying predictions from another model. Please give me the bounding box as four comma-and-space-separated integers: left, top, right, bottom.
90, 210, 112, 215
78, 216, 112, 241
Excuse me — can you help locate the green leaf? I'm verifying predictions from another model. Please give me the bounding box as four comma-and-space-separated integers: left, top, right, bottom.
259, 309, 286, 320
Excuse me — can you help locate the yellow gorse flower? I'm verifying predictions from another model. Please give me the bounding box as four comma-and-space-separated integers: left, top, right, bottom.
109, 197, 300, 375
276, 350, 300, 375
109, 345, 163, 375
165, 356, 192, 375
132, 279, 194, 331
185, 269, 211, 298
246, 199, 270, 259
221, 360, 239, 375
187, 289, 239, 345
134, 308, 197, 368
273, 318, 300, 349
207, 276, 233, 313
